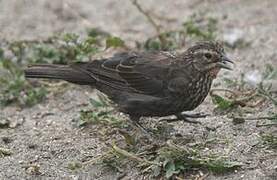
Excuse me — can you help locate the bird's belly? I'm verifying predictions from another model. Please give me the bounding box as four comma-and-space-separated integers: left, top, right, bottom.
104, 75, 212, 117
120, 94, 207, 117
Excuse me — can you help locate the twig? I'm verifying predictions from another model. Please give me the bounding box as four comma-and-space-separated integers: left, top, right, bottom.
198, 173, 210, 180
232, 116, 277, 121
210, 88, 238, 95
130, 0, 167, 46
0, 147, 12, 157
63, 0, 94, 27
256, 123, 277, 127
82, 150, 113, 166
232, 115, 277, 127
258, 85, 277, 106
130, 0, 161, 34
112, 143, 160, 166
210, 88, 264, 107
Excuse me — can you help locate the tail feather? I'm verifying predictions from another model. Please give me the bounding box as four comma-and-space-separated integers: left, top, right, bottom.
24, 64, 96, 85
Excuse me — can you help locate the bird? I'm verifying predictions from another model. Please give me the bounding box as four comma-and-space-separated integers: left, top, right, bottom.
24, 41, 233, 134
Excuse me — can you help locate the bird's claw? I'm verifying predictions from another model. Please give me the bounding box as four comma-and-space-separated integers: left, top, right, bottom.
180, 112, 210, 118
159, 112, 207, 124
159, 117, 202, 124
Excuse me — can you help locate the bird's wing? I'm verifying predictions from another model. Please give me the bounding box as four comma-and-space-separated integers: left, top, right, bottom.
72, 51, 175, 95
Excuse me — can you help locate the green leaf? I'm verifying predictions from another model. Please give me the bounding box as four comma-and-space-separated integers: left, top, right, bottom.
165, 161, 178, 178
89, 98, 104, 108
183, 16, 217, 41
106, 36, 125, 49
263, 64, 277, 80
62, 33, 79, 43
144, 39, 162, 50
262, 134, 277, 149
211, 94, 234, 110
67, 161, 82, 170
204, 158, 243, 173
0, 48, 4, 59
87, 28, 110, 38
0, 59, 46, 107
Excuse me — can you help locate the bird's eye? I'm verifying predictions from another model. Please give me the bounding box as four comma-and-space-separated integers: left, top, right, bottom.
204, 53, 212, 59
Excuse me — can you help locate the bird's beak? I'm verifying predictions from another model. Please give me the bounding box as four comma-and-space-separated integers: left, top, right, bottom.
216, 55, 234, 70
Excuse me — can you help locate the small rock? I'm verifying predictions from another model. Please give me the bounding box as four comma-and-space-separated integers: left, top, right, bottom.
232, 117, 245, 125
67, 161, 82, 170
223, 29, 244, 47
264, 79, 277, 92
244, 70, 262, 86
1, 136, 12, 144
25, 164, 41, 175
28, 143, 38, 149
9, 117, 25, 128
0, 118, 10, 129
0, 147, 12, 156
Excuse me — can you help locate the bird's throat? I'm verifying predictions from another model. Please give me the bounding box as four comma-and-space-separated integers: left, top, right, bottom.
209, 68, 221, 78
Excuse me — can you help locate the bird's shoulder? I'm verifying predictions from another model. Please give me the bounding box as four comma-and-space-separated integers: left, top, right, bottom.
102, 51, 177, 69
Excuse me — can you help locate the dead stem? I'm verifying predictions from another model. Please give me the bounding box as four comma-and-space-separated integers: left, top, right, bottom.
232, 115, 277, 127
130, 0, 167, 46
232, 116, 277, 121
210, 88, 264, 107
256, 123, 277, 127
112, 143, 160, 166
130, 0, 161, 33
82, 150, 113, 166
258, 85, 277, 106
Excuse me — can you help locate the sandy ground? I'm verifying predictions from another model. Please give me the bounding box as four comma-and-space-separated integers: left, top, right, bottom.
0, 0, 276, 179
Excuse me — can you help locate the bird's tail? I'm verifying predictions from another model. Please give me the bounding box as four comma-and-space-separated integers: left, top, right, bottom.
24, 64, 96, 85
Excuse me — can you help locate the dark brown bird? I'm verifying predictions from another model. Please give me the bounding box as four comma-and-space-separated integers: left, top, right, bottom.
24, 41, 233, 133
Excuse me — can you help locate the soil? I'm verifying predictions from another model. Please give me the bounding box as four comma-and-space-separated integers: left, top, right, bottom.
0, 0, 276, 179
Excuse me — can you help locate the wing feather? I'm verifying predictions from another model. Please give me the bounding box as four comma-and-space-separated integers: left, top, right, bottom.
72, 51, 175, 95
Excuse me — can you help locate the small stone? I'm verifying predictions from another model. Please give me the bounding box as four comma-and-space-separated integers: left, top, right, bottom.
223, 29, 244, 47
67, 161, 82, 170
9, 117, 25, 128
2, 136, 12, 144
0, 147, 12, 156
28, 143, 38, 149
244, 70, 262, 87
0, 118, 10, 129
25, 165, 41, 175
233, 117, 245, 125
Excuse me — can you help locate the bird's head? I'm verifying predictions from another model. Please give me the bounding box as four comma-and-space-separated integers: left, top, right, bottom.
187, 41, 234, 78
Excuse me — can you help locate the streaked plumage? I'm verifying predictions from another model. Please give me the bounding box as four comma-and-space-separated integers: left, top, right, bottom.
24, 41, 233, 132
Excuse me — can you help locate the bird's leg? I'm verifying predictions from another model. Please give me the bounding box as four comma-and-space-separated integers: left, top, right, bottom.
176, 113, 202, 124
128, 116, 153, 137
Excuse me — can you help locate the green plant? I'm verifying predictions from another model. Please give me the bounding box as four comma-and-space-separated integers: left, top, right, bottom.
97, 141, 242, 179
106, 36, 125, 49
26, 33, 100, 64
77, 93, 125, 128
141, 31, 186, 51
262, 134, 277, 149
210, 94, 235, 111
138, 14, 218, 51
3, 31, 117, 67
150, 141, 241, 178
183, 15, 218, 41
0, 147, 12, 157
0, 59, 46, 106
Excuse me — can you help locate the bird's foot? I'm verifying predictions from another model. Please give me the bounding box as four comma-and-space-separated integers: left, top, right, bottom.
133, 121, 154, 137
159, 113, 208, 124
128, 117, 155, 140
159, 117, 201, 124
180, 112, 210, 118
